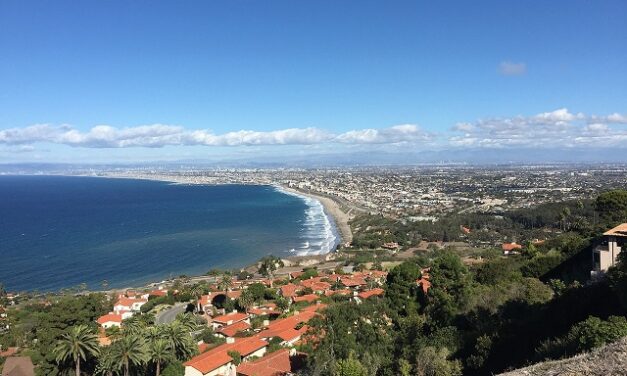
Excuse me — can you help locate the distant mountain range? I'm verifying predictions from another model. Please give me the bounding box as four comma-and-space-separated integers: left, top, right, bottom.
1, 148, 625, 171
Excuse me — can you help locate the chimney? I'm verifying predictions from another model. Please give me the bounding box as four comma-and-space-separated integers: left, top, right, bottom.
226, 337, 235, 344
263, 319, 270, 327
294, 310, 299, 315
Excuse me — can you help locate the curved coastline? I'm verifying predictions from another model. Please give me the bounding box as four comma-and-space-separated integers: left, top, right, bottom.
272, 185, 341, 255
275, 185, 352, 248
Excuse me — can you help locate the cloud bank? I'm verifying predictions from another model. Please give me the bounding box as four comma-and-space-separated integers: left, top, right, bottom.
1, 109, 625, 151
0, 123, 431, 148
450, 108, 627, 148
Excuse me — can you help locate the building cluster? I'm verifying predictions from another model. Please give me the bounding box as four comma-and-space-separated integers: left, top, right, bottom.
182, 269, 388, 376
89, 268, 391, 376
96, 290, 157, 328
102, 165, 627, 222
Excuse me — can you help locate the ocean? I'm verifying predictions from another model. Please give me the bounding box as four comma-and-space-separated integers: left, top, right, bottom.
0, 175, 339, 292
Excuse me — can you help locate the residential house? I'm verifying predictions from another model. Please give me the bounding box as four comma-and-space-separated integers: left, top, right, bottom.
184, 337, 268, 376
592, 223, 627, 274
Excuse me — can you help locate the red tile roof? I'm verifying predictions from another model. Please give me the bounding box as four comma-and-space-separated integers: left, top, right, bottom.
324, 289, 352, 296
259, 311, 318, 342
237, 348, 293, 376
184, 337, 268, 374
340, 277, 367, 287
148, 290, 167, 297
212, 312, 249, 325
289, 271, 304, 279
114, 297, 147, 307
357, 288, 384, 299
280, 284, 301, 298
502, 242, 522, 251
97, 313, 122, 324
0, 347, 18, 357
218, 320, 251, 337
293, 294, 319, 303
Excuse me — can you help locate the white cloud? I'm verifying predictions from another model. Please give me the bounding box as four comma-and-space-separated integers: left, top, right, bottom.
450, 109, 627, 148
3, 109, 625, 151
336, 124, 431, 144
0, 123, 431, 148
499, 61, 527, 76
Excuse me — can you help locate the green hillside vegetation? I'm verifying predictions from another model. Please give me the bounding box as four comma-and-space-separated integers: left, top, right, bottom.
298, 189, 627, 375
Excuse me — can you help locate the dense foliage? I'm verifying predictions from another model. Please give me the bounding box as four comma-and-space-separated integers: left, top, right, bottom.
299, 189, 627, 376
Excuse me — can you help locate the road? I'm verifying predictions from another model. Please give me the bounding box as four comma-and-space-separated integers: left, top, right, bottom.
155, 303, 187, 325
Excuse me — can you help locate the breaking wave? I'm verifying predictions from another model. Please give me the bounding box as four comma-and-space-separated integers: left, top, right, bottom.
273, 186, 340, 256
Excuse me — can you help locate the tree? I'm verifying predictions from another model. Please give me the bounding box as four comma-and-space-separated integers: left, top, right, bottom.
111, 335, 147, 376
218, 275, 233, 292
569, 316, 627, 352
227, 350, 242, 365
148, 339, 172, 376
237, 290, 254, 312
334, 352, 367, 376
53, 324, 100, 376
426, 252, 472, 325
258, 255, 284, 286
162, 322, 197, 361
385, 261, 423, 315
190, 285, 205, 313
595, 189, 627, 225
161, 361, 185, 376
415, 346, 462, 376
95, 346, 120, 376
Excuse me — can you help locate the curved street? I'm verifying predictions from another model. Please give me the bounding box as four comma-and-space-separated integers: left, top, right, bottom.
155, 303, 187, 325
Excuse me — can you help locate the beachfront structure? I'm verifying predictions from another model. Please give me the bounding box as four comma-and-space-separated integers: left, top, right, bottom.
592, 223, 627, 274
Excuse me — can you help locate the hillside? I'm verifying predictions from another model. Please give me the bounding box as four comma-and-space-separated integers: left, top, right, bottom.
499, 337, 627, 376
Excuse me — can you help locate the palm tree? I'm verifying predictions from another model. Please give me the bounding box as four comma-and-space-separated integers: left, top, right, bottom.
148, 339, 172, 376
122, 316, 145, 336
218, 275, 233, 292
111, 335, 147, 376
237, 290, 254, 312
162, 322, 197, 361
95, 346, 120, 376
175, 312, 197, 333
53, 324, 100, 376
190, 284, 205, 313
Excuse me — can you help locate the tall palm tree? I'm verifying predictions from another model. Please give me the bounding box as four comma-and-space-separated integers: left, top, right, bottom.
162, 322, 197, 361
122, 316, 145, 336
190, 284, 205, 313
53, 324, 100, 376
218, 275, 233, 292
148, 339, 172, 376
111, 335, 147, 376
95, 346, 120, 376
237, 290, 254, 313
175, 312, 197, 333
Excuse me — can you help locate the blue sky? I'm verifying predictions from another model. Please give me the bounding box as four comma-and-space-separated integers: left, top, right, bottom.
1, 0, 626, 162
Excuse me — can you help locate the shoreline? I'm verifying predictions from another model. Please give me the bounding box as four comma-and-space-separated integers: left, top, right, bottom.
0, 173, 353, 294
93, 172, 354, 247
277, 185, 353, 247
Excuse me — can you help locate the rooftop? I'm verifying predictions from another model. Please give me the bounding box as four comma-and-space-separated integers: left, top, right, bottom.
604, 223, 627, 237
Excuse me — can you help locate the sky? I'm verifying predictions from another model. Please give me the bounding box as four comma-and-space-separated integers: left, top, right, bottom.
1, 0, 626, 163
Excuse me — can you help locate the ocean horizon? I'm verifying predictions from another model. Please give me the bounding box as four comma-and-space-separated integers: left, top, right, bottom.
0, 175, 339, 292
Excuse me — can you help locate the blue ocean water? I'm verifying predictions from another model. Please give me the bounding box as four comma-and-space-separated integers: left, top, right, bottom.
0, 176, 338, 292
